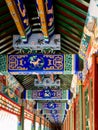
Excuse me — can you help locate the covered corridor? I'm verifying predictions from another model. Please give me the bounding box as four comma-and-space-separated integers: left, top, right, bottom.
0, 0, 98, 129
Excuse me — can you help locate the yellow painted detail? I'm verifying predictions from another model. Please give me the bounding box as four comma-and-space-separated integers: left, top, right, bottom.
5, 0, 26, 37
37, 0, 48, 37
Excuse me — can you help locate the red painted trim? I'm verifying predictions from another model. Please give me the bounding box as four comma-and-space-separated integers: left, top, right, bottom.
0, 92, 21, 107
0, 106, 20, 116
24, 117, 33, 121
24, 108, 34, 115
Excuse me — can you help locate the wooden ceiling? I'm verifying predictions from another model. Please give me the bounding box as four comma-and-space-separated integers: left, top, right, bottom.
0, 0, 90, 125
0, 0, 90, 89
0, 0, 90, 54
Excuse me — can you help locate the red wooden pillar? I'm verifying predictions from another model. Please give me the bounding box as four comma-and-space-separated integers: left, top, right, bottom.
93, 54, 98, 130
71, 100, 75, 130
65, 120, 66, 130
68, 110, 70, 130
66, 115, 68, 130
63, 120, 66, 130
74, 99, 76, 130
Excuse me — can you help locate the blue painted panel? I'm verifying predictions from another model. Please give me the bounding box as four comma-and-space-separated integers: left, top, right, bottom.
8, 54, 64, 74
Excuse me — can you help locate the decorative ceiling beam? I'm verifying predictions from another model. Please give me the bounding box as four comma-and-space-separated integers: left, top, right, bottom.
35, 0, 49, 42
34, 77, 60, 87
70, 0, 88, 11
0, 27, 16, 40
60, 32, 80, 47
56, 0, 87, 18
7, 54, 64, 75
55, 4, 85, 24
55, 8, 84, 26
60, 49, 67, 54
62, 44, 77, 54
56, 20, 81, 38
61, 47, 72, 54
5, 0, 32, 43
0, 26, 16, 36
61, 38, 79, 50
35, 0, 55, 43
57, 26, 81, 43
55, 13, 83, 31
62, 41, 78, 53
24, 89, 71, 100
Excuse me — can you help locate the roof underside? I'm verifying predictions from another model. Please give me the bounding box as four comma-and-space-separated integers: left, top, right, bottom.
0, 0, 90, 54
0, 0, 90, 125
0, 0, 89, 89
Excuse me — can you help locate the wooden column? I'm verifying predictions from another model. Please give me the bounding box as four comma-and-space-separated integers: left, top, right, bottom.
34, 114, 36, 130
79, 85, 83, 130
40, 117, 41, 130
74, 99, 76, 130
67, 110, 70, 130
93, 55, 98, 130
21, 106, 24, 130
65, 120, 66, 130
63, 120, 66, 130
71, 101, 75, 130
66, 115, 68, 130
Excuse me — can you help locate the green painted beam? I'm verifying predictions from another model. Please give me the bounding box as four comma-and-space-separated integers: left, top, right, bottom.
55, 4, 85, 23
62, 38, 79, 50
55, 11, 83, 30
60, 49, 67, 54
57, 25, 80, 42
0, 20, 14, 31
57, 25, 81, 46
61, 46, 72, 54
58, 29, 80, 46
0, 26, 16, 35
57, 0, 87, 16
62, 43, 78, 53
56, 20, 82, 37
0, 5, 8, 12
77, 0, 89, 7
62, 40, 78, 53
61, 44, 77, 53
0, 13, 10, 20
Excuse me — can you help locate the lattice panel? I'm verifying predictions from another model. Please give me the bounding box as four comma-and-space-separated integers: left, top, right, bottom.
24, 110, 34, 120
0, 93, 21, 116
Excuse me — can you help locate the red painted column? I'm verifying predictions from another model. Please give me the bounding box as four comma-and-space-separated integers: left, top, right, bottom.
73, 99, 76, 130
68, 110, 70, 130
93, 54, 98, 130
66, 116, 68, 130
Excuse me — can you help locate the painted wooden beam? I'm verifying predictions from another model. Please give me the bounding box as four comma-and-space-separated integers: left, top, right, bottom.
56, 0, 87, 18
35, 0, 55, 43
5, 0, 32, 43
35, 0, 49, 43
